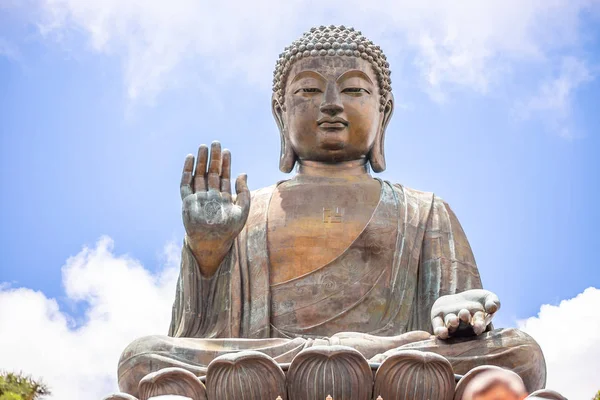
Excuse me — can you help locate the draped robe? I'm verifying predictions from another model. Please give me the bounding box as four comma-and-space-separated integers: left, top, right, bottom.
169, 180, 482, 338
118, 181, 546, 395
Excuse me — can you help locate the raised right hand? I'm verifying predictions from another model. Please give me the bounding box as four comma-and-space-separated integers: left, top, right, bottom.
180, 141, 250, 276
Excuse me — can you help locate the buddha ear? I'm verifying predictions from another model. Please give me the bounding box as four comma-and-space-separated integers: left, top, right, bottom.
272, 95, 296, 173
369, 93, 394, 173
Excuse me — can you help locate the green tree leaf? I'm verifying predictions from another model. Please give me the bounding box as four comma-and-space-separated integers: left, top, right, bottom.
0, 372, 50, 400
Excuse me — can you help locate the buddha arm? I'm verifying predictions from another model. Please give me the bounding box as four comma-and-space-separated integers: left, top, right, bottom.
168, 238, 236, 338
411, 195, 484, 333
187, 237, 236, 278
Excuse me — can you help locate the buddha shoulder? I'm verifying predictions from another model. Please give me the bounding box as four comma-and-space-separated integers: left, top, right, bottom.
241, 181, 447, 221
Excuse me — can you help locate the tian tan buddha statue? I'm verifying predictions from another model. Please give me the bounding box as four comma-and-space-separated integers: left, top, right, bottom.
115, 25, 548, 400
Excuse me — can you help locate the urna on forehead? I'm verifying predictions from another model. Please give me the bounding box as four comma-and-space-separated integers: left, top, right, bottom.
272, 25, 392, 112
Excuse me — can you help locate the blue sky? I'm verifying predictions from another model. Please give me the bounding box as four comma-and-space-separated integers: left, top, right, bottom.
1, 1, 600, 398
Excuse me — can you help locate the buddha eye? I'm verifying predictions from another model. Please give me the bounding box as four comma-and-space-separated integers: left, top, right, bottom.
294, 88, 322, 94
342, 87, 370, 95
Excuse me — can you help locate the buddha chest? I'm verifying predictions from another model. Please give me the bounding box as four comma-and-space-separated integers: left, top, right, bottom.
267, 178, 381, 285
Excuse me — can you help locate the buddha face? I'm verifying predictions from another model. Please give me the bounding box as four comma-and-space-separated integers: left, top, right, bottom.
273, 56, 393, 167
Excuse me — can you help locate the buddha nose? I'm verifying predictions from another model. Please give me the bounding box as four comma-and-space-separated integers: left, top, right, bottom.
320, 84, 344, 115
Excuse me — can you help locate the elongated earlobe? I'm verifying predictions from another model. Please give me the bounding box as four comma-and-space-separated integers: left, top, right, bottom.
369, 134, 386, 173
279, 131, 296, 173
369, 96, 394, 173
272, 96, 296, 173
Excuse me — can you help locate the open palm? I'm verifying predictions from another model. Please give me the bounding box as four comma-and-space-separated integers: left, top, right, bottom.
180, 141, 250, 276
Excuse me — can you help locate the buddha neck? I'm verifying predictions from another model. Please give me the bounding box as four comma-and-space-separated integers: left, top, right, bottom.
293, 159, 373, 182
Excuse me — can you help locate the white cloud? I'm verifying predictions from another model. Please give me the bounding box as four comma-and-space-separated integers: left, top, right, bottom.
515, 56, 595, 139
0, 236, 179, 400
519, 287, 600, 399
31, 0, 598, 104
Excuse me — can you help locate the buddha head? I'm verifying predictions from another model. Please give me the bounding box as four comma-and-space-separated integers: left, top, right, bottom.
271, 25, 394, 173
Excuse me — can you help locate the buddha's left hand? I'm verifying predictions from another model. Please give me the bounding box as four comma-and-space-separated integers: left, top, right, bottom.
430, 289, 500, 340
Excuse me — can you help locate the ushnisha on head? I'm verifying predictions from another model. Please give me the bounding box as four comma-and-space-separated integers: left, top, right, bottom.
271, 25, 394, 173
272, 25, 392, 112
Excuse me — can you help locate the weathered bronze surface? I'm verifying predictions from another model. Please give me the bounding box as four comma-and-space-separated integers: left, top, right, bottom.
114, 25, 553, 399
374, 349, 455, 400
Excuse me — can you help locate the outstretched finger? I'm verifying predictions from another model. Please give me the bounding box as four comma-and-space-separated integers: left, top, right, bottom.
444, 313, 459, 332
458, 308, 471, 323
235, 174, 251, 217
471, 311, 487, 335
221, 149, 232, 196
180, 154, 194, 199
193, 145, 208, 192
207, 141, 222, 190
484, 292, 501, 314
432, 316, 448, 339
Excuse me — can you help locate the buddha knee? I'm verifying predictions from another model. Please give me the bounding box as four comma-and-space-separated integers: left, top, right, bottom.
492, 328, 543, 351
117, 335, 171, 395
487, 328, 547, 392
120, 335, 170, 362
483, 328, 545, 365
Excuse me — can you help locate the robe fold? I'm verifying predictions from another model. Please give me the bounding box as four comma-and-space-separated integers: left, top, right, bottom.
168, 180, 482, 339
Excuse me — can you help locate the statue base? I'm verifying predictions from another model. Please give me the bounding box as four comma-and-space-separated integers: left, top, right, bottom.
104, 346, 565, 400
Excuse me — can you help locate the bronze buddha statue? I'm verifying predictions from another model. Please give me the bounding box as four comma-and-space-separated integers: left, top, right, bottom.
115, 25, 547, 399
